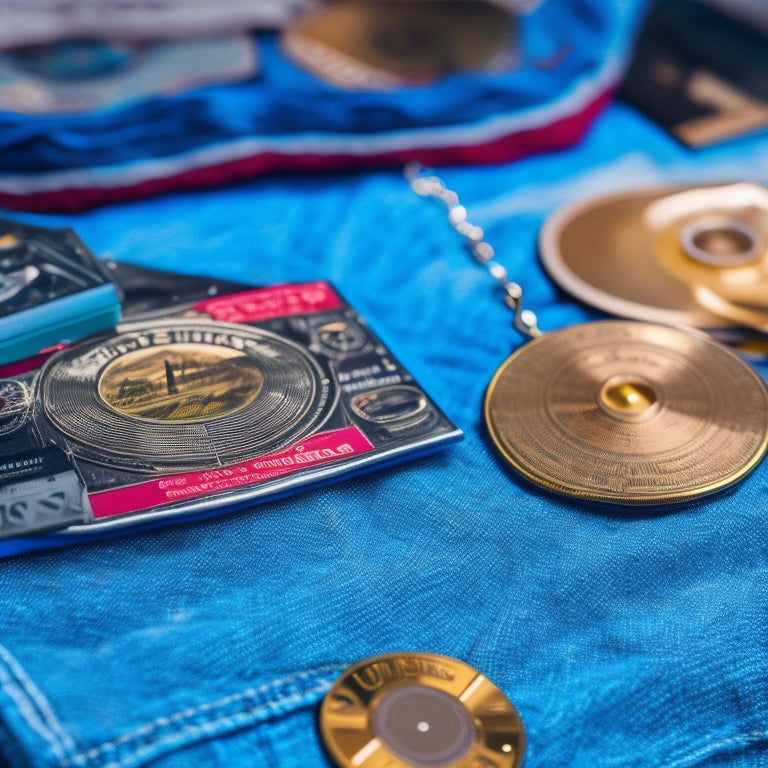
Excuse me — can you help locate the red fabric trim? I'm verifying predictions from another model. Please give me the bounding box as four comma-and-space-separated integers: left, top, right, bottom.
0, 90, 612, 213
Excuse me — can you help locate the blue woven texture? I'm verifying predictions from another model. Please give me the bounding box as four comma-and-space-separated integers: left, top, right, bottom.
1, 100, 768, 767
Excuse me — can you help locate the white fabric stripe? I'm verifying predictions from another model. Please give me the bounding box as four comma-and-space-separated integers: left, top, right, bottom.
0, 49, 625, 196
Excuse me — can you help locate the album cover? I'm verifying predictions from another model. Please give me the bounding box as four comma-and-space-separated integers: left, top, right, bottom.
618, 0, 768, 147
0, 280, 462, 557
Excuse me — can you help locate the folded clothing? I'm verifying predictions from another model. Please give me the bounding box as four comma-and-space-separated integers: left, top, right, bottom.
0, 0, 648, 212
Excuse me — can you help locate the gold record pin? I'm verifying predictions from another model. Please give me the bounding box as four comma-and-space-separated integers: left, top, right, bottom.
320, 652, 525, 768
485, 320, 768, 505
281, 0, 517, 91
539, 181, 768, 333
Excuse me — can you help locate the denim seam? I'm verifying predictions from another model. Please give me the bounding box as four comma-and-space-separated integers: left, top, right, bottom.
64, 685, 331, 768
0, 644, 77, 765
666, 730, 768, 768
59, 664, 345, 768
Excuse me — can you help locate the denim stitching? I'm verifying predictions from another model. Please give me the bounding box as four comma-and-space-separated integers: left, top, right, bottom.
64, 686, 332, 768
666, 731, 768, 768
0, 644, 76, 764
59, 665, 344, 768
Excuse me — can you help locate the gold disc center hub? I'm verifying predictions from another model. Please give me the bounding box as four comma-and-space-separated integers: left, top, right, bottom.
598, 375, 660, 421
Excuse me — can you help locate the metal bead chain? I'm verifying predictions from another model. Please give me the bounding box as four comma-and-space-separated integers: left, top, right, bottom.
405, 162, 542, 340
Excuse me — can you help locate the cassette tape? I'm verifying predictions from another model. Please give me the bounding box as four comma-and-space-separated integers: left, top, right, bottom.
0, 280, 461, 555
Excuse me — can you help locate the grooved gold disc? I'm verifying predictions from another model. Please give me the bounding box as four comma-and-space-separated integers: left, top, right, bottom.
484, 320, 768, 505
282, 0, 516, 91
36, 319, 334, 472
320, 652, 524, 768
539, 182, 768, 332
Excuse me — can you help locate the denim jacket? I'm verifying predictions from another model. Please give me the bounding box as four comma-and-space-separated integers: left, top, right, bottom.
2, 1, 767, 765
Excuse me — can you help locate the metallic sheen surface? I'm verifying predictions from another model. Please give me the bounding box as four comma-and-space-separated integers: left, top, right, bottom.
539, 182, 768, 331
484, 320, 768, 505
37, 319, 333, 472
320, 652, 525, 768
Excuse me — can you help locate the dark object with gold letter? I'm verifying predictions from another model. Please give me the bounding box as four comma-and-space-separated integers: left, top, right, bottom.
619, 0, 768, 147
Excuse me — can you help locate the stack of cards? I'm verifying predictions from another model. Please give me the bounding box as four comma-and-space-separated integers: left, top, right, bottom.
0, 218, 121, 367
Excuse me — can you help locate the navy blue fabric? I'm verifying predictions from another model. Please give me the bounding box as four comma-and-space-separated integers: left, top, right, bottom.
1, 9, 768, 761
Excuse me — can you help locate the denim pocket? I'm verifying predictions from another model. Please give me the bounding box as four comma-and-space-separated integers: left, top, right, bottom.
0, 647, 345, 768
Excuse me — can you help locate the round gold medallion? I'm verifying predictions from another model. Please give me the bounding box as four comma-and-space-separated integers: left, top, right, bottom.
320, 652, 524, 768
99, 343, 265, 422
484, 320, 768, 505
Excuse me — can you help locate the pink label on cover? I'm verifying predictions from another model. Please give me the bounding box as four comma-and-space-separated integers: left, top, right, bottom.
89, 426, 374, 519
194, 281, 342, 323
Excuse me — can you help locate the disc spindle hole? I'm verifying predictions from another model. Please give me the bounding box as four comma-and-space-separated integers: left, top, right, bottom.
680, 217, 763, 266
598, 375, 660, 421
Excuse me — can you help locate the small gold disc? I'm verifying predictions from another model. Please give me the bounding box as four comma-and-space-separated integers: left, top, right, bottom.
282, 0, 516, 91
320, 652, 525, 768
484, 320, 768, 505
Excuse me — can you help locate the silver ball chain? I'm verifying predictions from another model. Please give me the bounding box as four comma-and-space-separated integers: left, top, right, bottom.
405, 162, 542, 340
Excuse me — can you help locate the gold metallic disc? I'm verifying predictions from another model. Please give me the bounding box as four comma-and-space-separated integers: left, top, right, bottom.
281, 0, 517, 91
539, 182, 768, 331
320, 652, 525, 768
484, 320, 768, 505
651, 183, 768, 333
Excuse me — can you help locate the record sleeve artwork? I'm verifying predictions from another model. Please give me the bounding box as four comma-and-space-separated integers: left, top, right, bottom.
0, 281, 461, 550
409, 167, 768, 507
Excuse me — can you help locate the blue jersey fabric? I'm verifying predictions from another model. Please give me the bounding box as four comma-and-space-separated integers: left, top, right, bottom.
0, 0, 646, 217
1, 18, 768, 768
0, 0, 641, 172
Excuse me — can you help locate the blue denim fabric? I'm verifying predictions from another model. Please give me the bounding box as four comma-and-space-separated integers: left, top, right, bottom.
2, 101, 768, 766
